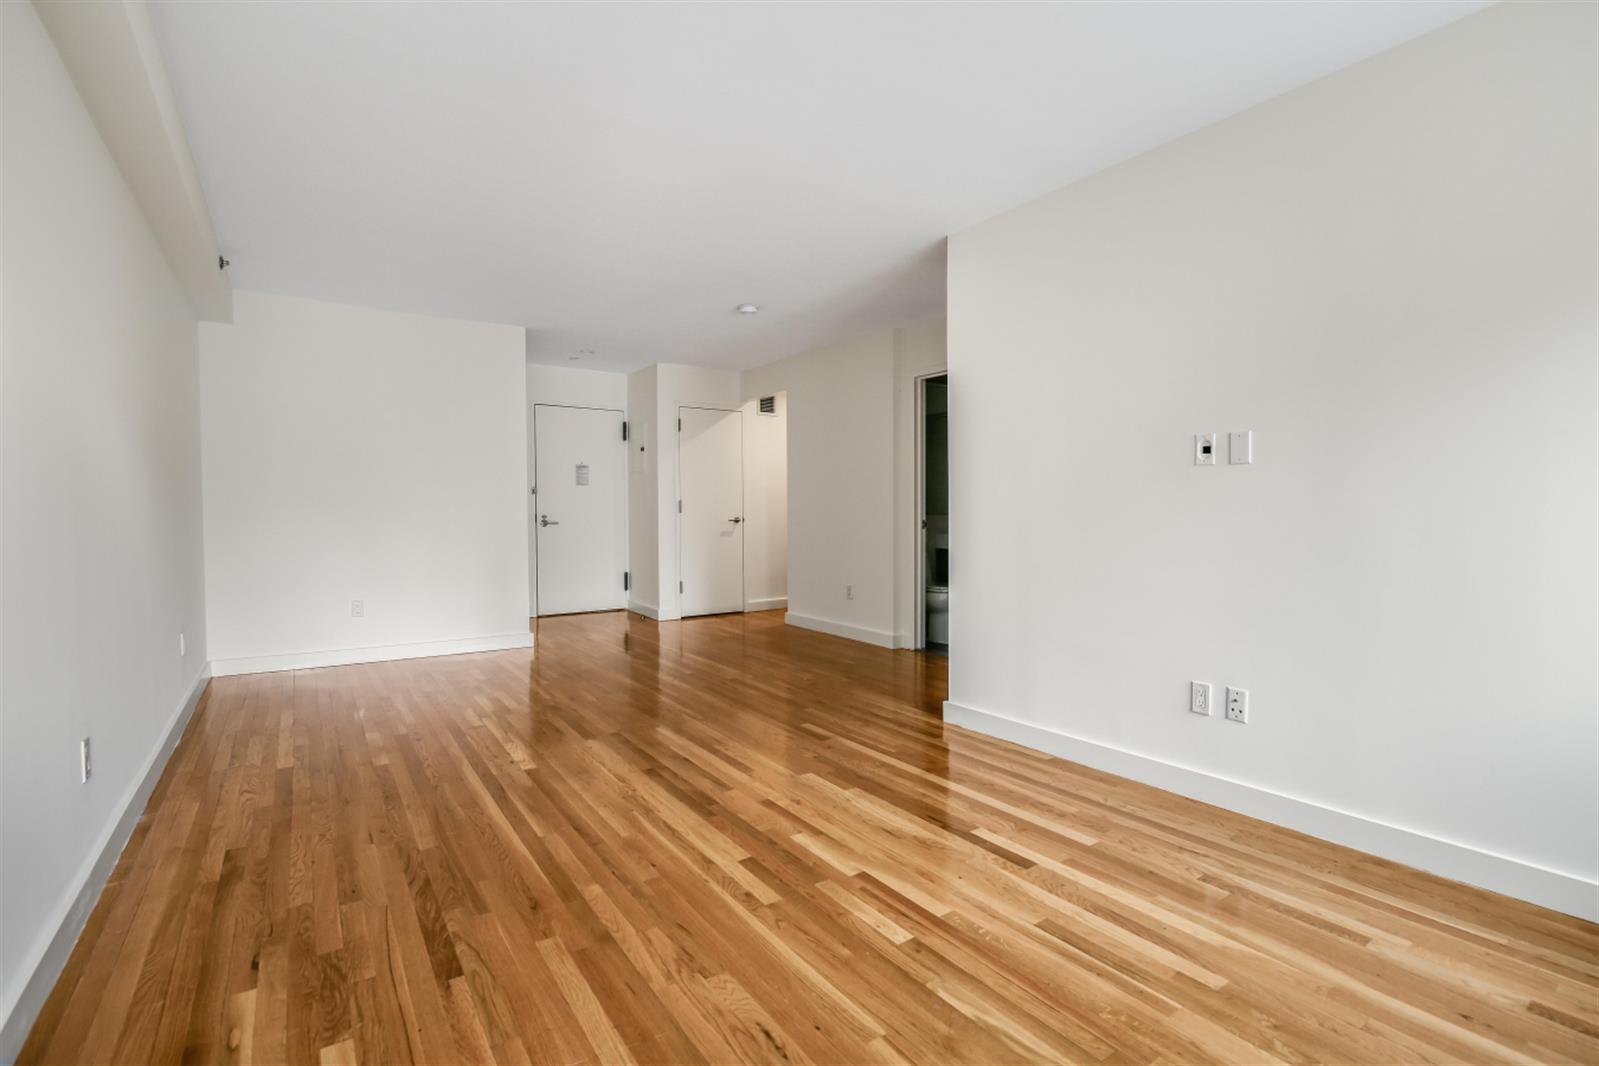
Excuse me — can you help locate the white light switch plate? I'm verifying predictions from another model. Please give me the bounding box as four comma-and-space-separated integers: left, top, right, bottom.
1230, 430, 1253, 464
1190, 681, 1212, 716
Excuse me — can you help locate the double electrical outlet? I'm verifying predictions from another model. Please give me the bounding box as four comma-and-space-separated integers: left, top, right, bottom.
1191, 681, 1248, 723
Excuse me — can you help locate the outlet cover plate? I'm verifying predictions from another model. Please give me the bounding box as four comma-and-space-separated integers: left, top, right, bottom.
1226, 686, 1249, 723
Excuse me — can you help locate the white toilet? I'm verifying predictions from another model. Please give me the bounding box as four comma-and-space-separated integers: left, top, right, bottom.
925, 586, 949, 644
925, 529, 949, 645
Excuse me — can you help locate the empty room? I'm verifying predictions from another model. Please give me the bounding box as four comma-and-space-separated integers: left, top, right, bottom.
2, 1, 1595, 1063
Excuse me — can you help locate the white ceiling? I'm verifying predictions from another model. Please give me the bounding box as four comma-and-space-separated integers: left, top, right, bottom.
150, 1, 1487, 373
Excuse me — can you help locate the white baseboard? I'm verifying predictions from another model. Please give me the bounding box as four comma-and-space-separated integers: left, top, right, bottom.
0, 666, 212, 1062
944, 700, 1598, 922
210, 631, 533, 677
744, 596, 787, 612
627, 600, 660, 620
785, 611, 897, 649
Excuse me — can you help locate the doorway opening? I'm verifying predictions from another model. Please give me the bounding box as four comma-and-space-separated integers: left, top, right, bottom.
739, 392, 788, 614
677, 406, 745, 616
674, 394, 789, 618
919, 375, 949, 654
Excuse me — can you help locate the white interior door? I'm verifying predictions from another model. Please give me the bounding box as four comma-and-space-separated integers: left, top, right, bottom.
678, 406, 743, 616
534, 405, 626, 615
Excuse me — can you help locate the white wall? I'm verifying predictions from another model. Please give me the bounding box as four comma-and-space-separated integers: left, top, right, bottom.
893, 318, 947, 644
653, 363, 741, 620
741, 320, 944, 647
1, 0, 209, 1047
526, 364, 627, 612
30, 0, 232, 322
741, 391, 788, 611
744, 332, 898, 645
626, 365, 661, 616
946, 1, 1596, 918
200, 292, 531, 673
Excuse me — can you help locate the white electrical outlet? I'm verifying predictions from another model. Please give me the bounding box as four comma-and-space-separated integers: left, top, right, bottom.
178, 631, 186, 657
845, 585, 854, 600
1194, 433, 1217, 466
351, 599, 365, 618
1190, 681, 1212, 716
80, 737, 92, 782
1226, 686, 1249, 723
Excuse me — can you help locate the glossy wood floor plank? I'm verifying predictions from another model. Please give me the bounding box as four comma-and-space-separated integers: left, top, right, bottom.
19, 610, 1598, 1064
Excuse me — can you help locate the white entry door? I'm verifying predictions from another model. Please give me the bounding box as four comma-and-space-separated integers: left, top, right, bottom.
678, 406, 743, 616
534, 404, 627, 615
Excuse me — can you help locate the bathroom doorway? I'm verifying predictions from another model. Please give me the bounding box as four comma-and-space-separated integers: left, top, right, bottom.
918, 374, 949, 654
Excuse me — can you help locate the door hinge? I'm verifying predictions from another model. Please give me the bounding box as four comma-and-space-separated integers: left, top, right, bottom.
677, 417, 682, 431
677, 499, 683, 513
679, 580, 684, 593
623, 571, 630, 591
622, 421, 629, 442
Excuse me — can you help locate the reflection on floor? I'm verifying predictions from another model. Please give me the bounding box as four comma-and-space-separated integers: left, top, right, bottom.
19, 609, 1597, 1065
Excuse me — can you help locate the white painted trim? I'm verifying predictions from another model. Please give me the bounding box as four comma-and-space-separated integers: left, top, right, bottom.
744, 596, 788, 612
785, 611, 898, 649
628, 600, 661, 620
210, 632, 533, 677
944, 700, 1599, 922
0, 666, 212, 1060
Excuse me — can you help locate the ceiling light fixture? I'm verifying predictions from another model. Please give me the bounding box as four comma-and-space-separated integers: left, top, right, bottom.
734, 303, 761, 315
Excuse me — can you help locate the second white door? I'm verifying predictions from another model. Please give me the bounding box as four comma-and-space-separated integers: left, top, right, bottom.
534, 404, 627, 615
678, 406, 743, 616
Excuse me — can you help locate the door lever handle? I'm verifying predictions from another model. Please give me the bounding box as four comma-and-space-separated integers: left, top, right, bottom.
540, 515, 559, 527
729, 516, 742, 524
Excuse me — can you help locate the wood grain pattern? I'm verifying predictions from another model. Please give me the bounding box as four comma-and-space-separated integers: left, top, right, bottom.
18, 610, 1598, 1064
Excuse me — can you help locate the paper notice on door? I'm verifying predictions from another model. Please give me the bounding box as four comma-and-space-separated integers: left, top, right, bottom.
575, 463, 590, 486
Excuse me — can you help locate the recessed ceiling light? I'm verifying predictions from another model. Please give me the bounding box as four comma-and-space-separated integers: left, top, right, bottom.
734, 303, 761, 315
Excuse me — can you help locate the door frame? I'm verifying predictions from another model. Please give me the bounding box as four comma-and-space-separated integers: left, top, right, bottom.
531, 402, 628, 618
912, 372, 947, 650
675, 404, 745, 618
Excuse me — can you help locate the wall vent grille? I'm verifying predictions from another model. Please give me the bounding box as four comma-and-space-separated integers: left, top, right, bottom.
757, 395, 777, 416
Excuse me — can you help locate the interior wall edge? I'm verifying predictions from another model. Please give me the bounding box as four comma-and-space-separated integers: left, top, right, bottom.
0, 665, 214, 1062
944, 699, 1599, 922
31, 0, 231, 322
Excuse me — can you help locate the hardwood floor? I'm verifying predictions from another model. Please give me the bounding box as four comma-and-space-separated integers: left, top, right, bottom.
19, 610, 1598, 1064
